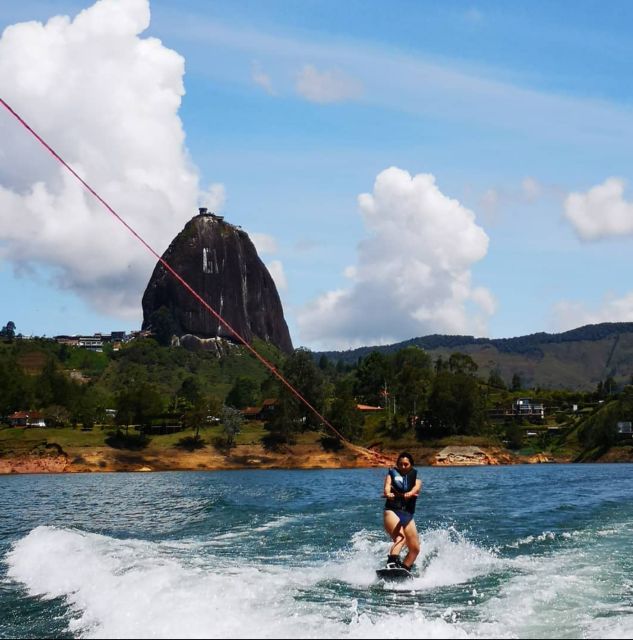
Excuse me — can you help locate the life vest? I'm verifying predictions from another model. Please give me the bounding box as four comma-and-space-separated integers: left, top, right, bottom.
384, 467, 418, 514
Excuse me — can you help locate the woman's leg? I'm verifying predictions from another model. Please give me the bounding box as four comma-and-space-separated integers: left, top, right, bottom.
383, 510, 405, 556
401, 519, 421, 569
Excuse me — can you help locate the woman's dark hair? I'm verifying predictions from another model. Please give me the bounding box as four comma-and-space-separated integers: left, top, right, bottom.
397, 451, 414, 466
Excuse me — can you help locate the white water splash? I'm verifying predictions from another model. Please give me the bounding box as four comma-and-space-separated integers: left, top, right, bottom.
5, 523, 633, 639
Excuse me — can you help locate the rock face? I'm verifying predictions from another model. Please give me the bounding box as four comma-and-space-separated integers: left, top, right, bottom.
142, 210, 293, 353
433, 446, 496, 466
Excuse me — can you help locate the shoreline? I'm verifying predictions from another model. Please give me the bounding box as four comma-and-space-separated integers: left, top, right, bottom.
0, 442, 586, 475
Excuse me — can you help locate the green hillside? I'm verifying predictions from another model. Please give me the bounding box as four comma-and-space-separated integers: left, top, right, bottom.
1, 327, 632, 465
0, 336, 282, 426
315, 322, 633, 391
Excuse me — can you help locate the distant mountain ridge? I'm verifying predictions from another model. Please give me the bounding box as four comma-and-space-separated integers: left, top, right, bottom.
314, 322, 633, 390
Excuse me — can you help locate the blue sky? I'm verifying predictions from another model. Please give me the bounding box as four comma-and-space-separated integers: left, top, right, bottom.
2, 0, 633, 350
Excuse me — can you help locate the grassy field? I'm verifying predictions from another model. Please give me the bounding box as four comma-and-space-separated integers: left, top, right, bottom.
0, 419, 328, 456
0, 426, 109, 453
0, 404, 596, 463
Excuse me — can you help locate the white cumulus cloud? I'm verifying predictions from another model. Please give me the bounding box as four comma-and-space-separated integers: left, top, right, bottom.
298, 166, 494, 349
554, 293, 633, 331
266, 259, 287, 292
0, 0, 211, 322
564, 177, 633, 240
251, 233, 286, 294
295, 64, 363, 103
250, 233, 278, 255
199, 183, 226, 213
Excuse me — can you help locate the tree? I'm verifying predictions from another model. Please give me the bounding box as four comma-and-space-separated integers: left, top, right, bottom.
327, 378, 364, 442
74, 391, 98, 431
335, 359, 348, 374
259, 348, 326, 447
448, 352, 478, 376
0, 357, 33, 414
225, 376, 259, 409
603, 376, 617, 398
426, 371, 484, 436
354, 351, 392, 406
115, 382, 164, 433
1, 321, 16, 342
392, 346, 432, 419
434, 356, 448, 374
262, 390, 300, 449
282, 348, 326, 431
578, 402, 619, 450
505, 422, 523, 450
221, 405, 243, 448
115, 389, 135, 434
149, 306, 177, 347
58, 343, 71, 363
182, 392, 222, 441
511, 373, 523, 392
36, 359, 76, 409
487, 369, 506, 390
43, 405, 71, 427
182, 400, 208, 441
426, 372, 455, 436
177, 376, 205, 409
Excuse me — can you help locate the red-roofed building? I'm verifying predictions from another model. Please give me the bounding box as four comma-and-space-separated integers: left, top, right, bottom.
240, 399, 277, 420
8, 411, 47, 427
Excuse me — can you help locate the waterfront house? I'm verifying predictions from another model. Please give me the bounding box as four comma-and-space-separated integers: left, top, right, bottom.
241, 399, 278, 421
77, 336, 103, 351
8, 411, 47, 427
488, 398, 545, 423
513, 398, 545, 419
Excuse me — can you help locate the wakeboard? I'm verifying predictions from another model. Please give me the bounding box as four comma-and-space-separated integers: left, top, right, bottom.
376, 566, 413, 581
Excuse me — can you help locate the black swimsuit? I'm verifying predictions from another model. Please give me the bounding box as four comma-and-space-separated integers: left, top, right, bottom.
384, 467, 418, 526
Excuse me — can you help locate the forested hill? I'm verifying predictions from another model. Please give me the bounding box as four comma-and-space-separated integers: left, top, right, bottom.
314, 322, 633, 391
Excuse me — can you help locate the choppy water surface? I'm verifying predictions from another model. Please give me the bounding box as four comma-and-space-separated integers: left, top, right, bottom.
1, 464, 633, 638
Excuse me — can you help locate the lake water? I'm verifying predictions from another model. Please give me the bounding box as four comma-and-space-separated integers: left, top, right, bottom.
1, 464, 633, 638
